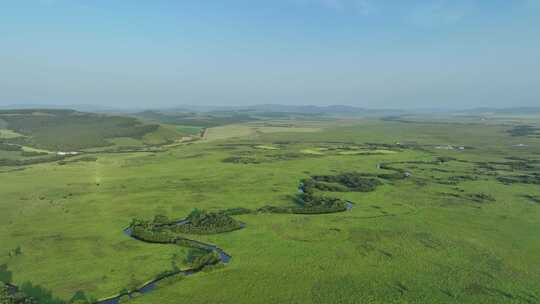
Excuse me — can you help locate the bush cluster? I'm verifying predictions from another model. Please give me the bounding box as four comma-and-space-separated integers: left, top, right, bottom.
0, 155, 66, 167
174, 209, 243, 234
310, 172, 382, 192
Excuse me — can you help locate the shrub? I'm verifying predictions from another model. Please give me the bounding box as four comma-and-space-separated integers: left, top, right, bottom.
20, 151, 48, 157
218, 208, 253, 216
311, 172, 382, 192
222, 156, 260, 164
174, 210, 243, 234
0, 264, 12, 284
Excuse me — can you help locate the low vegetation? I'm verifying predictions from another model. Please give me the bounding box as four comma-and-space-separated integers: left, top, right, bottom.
507, 125, 540, 137
1, 113, 539, 304
0, 154, 67, 167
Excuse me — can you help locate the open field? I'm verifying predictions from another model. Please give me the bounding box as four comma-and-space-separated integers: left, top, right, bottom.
1, 114, 540, 303
204, 121, 324, 141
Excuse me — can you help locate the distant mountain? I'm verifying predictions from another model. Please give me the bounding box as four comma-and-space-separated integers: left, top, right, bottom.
157, 104, 404, 116
242, 104, 365, 114
0, 104, 137, 113
463, 107, 540, 114
5, 103, 537, 116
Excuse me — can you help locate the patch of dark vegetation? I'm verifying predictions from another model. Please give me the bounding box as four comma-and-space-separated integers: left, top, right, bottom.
93, 146, 166, 154
431, 168, 451, 173
17, 282, 68, 304
378, 250, 393, 258
1, 281, 38, 304
0, 154, 68, 167
183, 249, 221, 270
439, 192, 495, 205
0, 168, 25, 174
440, 289, 455, 298
507, 125, 540, 137
294, 192, 349, 214
474, 157, 540, 175
58, 156, 98, 165
365, 142, 418, 150
468, 193, 496, 203
309, 172, 383, 192
465, 283, 514, 300
0, 143, 22, 152
378, 161, 430, 176
222, 152, 316, 164
173, 209, 243, 234
222, 156, 261, 164
20, 151, 48, 157
130, 210, 243, 238
475, 159, 539, 173
414, 233, 443, 250
434, 175, 479, 185
129, 220, 184, 244
394, 281, 409, 296
523, 195, 540, 204
381, 159, 452, 171
1, 264, 89, 304
178, 153, 207, 159
439, 192, 462, 199
0, 265, 12, 284
258, 191, 349, 215
218, 207, 253, 216
448, 175, 478, 182
0, 109, 160, 150
301, 179, 349, 192
437, 156, 456, 163
7, 246, 22, 258
68, 291, 94, 304
266, 152, 308, 161
497, 173, 540, 185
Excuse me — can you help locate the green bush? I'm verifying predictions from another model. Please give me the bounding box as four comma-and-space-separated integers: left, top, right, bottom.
20, 151, 48, 157
174, 210, 243, 234
311, 172, 382, 192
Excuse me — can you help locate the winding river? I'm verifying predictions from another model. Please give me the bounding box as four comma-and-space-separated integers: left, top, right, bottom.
95, 225, 234, 304
95, 189, 352, 304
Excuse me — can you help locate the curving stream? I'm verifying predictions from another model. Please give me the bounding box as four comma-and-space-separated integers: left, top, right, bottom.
95, 187, 352, 304
95, 226, 234, 304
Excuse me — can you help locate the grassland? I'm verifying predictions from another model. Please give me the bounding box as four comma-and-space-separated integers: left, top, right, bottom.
0, 110, 187, 152
1, 114, 539, 303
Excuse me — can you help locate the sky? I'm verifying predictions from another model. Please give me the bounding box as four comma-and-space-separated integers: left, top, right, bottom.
1, 0, 539, 109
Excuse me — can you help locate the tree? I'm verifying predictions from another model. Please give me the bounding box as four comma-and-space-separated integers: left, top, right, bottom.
0, 265, 12, 284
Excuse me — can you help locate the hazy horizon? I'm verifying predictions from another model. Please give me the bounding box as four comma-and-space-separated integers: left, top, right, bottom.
2, 1, 539, 109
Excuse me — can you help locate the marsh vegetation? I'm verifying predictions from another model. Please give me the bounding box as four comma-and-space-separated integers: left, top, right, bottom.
1, 113, 539, 304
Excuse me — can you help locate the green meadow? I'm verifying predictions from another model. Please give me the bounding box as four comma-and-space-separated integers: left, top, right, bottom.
1, 115, 539, 303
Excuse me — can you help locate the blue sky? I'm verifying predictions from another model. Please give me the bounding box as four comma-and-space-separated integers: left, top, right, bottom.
1, 0, 539, 108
